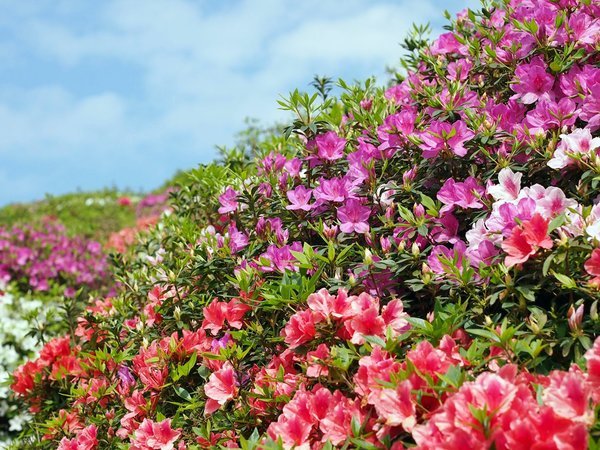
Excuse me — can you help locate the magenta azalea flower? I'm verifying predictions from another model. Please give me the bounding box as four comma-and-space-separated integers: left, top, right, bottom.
419, 120, 475, 159
315, 131, 346, 161
511, 56, 554, 104
218, 187, 239, 214
337, 199, 371, 234
286, 185, 313, 211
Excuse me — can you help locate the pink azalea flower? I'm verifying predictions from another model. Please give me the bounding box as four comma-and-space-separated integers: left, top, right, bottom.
427, 241, 467, 275
284, 157, 302, 177
487, 168, 522, 201
430, 32, 468, 56
204, 362, 238, 415
337, 199, 371, 234
286, 185, 313, 211
584, 248, 600, 286
315, 131, 346, 161
511, 56, 555, 104
437, 177, 485, 213
313, 177, 353, 203
57, 425, 98, 450
502, 213, 553, 267
447, 58, 473, 81
130, 418, 181, 450
228, 225, 249, 253
536, 186, 578, 218
419, 120, 475, 159
548, 128, 600, 169
372, 381, 416, 430
217, 187, 239, 214
283, 309, 318, 349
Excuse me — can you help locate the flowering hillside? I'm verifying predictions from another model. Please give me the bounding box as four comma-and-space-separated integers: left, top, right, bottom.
7, 0, 600, 449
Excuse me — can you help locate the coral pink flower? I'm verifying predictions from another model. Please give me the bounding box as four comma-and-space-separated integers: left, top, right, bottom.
305, 344, 330, 377
337, 199, 371, 234
372, 381, 416, 430
407, 340, 452, 377
202, 298, 251, 335
543, 369, 593, 424
585, 337, 600, 400
584, 248, 600, 286
347, 306, 386, 345
283, 310, 317, 349
57, 424, 98, 450
130, 418, 182, 450
267, 414, 312, 450
204, 362, 238, 415
381, 299, 410, 336
306, 288, 336, 319
315, 131, 346, 161
502, 214, 552, 267
319, 392, 364, 445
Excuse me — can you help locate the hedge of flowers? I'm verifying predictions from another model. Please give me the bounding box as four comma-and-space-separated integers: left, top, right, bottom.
0, 221, 109, 296
9, 0, 600, 449
0, 285, 55, 440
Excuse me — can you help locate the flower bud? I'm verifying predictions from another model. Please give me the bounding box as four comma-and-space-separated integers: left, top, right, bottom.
411, 242, 421, 257
364, 249, 373, 266
568, 304, 584, 332
380, 236, 392, 254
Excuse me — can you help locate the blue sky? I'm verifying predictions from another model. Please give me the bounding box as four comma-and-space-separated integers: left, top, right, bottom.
0, 0, 478, 205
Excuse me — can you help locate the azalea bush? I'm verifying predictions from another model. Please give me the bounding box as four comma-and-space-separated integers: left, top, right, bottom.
0, 285, 60, 441
0, 190, 140, 242
9, 0, 600, 449
0, 221, 110, 296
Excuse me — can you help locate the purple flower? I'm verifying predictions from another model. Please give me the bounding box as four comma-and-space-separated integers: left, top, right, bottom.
118, 365, 136, 387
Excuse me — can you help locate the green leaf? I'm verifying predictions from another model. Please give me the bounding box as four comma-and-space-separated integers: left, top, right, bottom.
552, 272, 577, 289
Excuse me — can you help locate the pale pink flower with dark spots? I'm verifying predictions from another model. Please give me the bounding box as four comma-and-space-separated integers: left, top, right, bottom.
487, 168, 522, 201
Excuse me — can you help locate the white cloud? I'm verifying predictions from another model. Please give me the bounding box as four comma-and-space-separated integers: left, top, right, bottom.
0, 0, 477, 204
